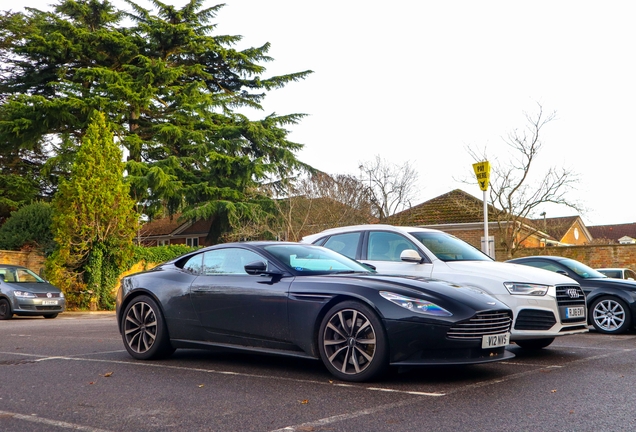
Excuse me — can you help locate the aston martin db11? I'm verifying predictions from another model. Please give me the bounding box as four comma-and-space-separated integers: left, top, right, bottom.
116, 242, 514, 381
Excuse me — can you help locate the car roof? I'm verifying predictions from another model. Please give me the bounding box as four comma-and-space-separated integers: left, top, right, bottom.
596, 267, 628, 271
0, 264, 28, 270
304, 224, 440, 238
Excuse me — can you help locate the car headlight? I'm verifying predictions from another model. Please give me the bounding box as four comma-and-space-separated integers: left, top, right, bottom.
380, 291, 452, 316
14, 291, 36, 298
503, 282, 550, 296
59, 291, 65, 298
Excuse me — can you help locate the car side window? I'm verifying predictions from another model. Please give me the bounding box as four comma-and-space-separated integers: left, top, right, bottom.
626, 270, 636, 280
367, 232, 419, 262
201, 248, 265, 275
323, 232, 361, 259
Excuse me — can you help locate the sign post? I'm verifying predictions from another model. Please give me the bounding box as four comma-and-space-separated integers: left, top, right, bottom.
472, 161, 491, 256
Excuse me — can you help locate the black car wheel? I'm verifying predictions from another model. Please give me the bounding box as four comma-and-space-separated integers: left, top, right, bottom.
318, 301, 388, 382
0, 298, 12, 320
590, 296, 631, 334
514, 338, 555, 349
122, 295, 174, 360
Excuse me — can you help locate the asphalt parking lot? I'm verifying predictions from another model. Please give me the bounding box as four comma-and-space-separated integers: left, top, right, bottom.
1, 312, 636, 431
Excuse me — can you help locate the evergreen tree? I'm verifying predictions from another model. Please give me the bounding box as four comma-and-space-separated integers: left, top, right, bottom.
0, 0, 312, 241
0, 202, 55, 253
47, 112, 138, 309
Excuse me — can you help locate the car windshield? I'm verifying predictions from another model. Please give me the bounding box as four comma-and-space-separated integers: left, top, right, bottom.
559, 259, 608, 279
0, 267, 45, 283
264, 244, 372, 274
409, 231, 492, 262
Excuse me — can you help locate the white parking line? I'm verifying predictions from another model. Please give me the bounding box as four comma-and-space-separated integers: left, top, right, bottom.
0, 409, 112, 432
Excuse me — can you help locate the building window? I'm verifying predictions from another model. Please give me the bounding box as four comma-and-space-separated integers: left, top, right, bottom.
186, 237, 199, 247
158, 239, 170, 246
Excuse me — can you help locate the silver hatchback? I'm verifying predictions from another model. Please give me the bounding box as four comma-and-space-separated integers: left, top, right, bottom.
0, 265, 66, 319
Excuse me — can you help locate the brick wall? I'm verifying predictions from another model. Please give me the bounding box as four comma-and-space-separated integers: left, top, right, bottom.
504, 244, 636, 270
0, 250, 47, 275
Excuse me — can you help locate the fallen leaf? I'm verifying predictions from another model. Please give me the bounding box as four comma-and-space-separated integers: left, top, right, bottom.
299, 399, 309, 404
89, 382, 95, 385
551, 389, 557, 393
569, 410, 575, 414
103, 372, 113, 377
198, 384, 204, 388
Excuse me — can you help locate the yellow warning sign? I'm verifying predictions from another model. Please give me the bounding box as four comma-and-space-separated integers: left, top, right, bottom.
472, 161, 490, 191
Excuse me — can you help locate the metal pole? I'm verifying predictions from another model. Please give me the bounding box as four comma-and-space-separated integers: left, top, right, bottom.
483, 189, 489, 256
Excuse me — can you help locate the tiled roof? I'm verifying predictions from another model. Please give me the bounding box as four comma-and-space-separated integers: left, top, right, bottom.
139, 215, 188, 237
386, 189, 497, 225
532, 216, 579, 240
588, 223, 636, 241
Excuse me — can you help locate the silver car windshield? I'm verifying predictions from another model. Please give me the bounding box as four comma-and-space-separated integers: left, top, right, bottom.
0, 267, 45, 283
409, 231, 492, 262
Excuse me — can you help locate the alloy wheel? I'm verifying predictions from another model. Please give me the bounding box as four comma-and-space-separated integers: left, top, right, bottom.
124, 301, 158, 354
322, 308, 377, 375
592, 298, 626, 332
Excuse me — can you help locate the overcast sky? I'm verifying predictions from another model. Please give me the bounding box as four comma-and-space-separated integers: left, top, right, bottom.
12, 1, 636, 226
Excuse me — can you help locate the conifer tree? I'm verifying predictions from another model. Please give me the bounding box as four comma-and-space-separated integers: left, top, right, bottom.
47, 112, 137, 309
0, 0, 312, 241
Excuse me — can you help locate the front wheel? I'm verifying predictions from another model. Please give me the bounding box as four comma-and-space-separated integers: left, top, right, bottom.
122, 295, 174, 360
0, 298, 12, 320
514, 338, 555, 349
590, 296, 631, 334
318, 301, 388, 382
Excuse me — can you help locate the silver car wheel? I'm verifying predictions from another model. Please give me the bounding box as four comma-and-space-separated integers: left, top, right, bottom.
124, 301, 158, 354
592, 298, 626, 332
322, 308, 377, 375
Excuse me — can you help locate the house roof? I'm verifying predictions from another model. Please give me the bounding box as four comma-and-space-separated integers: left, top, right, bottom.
140, 216, 186, 236
588, 223, 636, 242
533, 216, 579, 241
386, 189, 497, 225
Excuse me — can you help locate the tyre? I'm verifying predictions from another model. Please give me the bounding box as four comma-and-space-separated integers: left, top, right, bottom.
122, 295, 174, 360
590, 296, 631, 334
514, 338, 555, 349
43, 313, 58, 319
318, 300, 388, 382
0, 298, 12, 320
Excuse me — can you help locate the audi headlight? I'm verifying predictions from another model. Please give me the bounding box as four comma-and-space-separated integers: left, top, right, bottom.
14, 290, 36, 298
504, 282, 550, 296
380, 291, 452, 316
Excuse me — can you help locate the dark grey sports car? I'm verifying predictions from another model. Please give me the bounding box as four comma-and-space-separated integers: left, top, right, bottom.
116, 242, 514, 382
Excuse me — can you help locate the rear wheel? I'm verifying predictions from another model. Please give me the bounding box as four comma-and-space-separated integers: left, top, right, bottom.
0, 298, 12, 320
318, 301, 388, 382
590, 296, 631, 334
122, 295, 174, 360
515, 338, 555, 349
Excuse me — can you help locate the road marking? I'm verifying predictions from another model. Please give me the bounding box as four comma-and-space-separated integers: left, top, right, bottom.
0, 409, 112, 432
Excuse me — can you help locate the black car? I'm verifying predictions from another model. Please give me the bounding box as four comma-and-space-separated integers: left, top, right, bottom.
116, 242, 514, 382
507, 256, 636, 334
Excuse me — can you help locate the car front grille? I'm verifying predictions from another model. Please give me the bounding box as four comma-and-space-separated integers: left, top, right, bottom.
447, 310, 512, 339
556, 285, 587, 323
34, 293, 62, 298
514, 309, 557, 330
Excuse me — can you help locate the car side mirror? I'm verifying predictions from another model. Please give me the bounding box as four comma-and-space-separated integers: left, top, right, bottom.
244, 261, 268, 275
400, 249, 424, 264
556, 270, 569, 276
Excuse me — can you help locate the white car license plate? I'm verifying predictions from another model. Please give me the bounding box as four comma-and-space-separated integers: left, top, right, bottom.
566, 306, 584, 318
42, 300, 58, 306
482, 332, 510, 349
